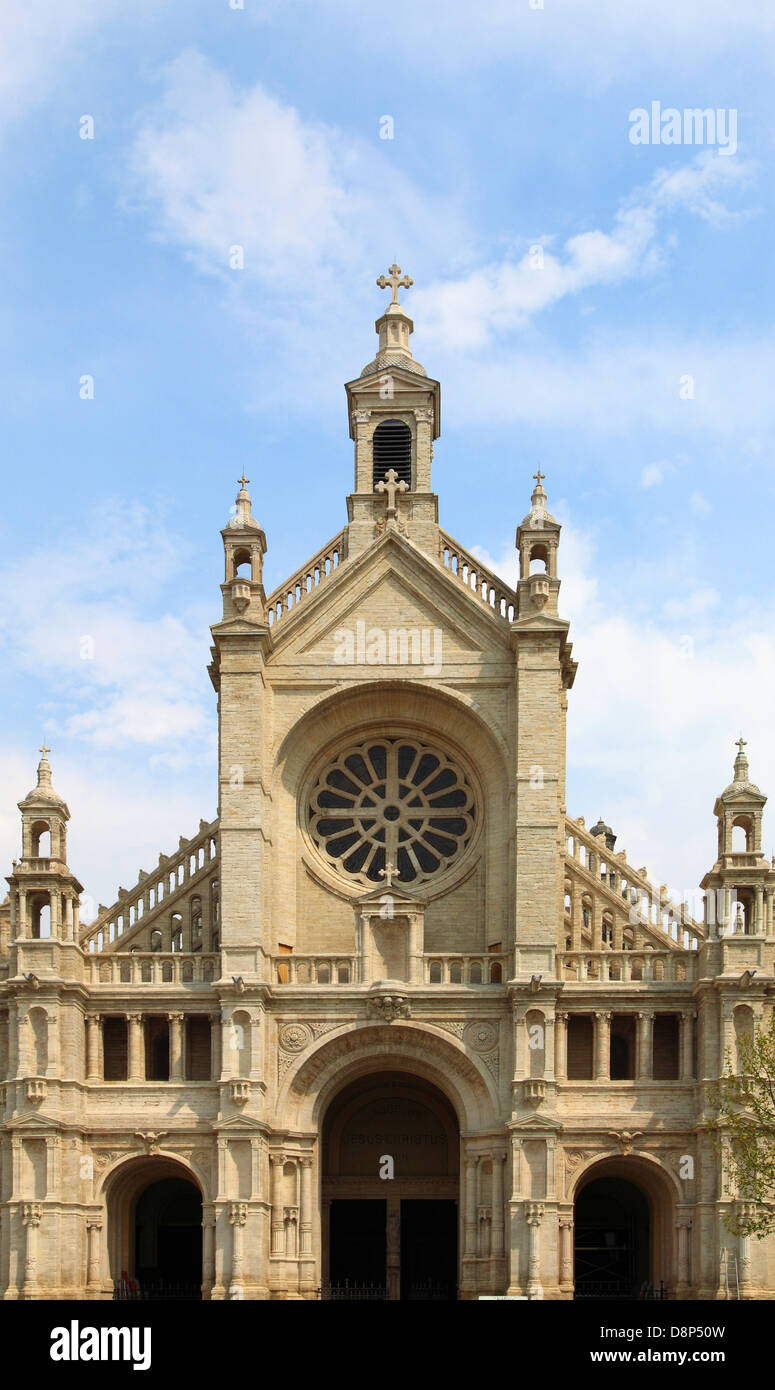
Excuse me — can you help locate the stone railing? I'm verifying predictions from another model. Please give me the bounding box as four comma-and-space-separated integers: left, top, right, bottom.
272, 954, 357, 984
81, 819, 218, 955
270, 953, 509, 986
266, 531, 346, 628
560, 950, 698, 983
425, 954, 508, 985
438, 531, 517, 623
564, 815, 704, 953
86, 952, 219, 986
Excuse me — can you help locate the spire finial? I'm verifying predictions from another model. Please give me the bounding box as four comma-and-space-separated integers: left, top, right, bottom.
238, 474, 249, 492
733, 735, 750, 782
377, 263, 413, 307
533, 468, 545, 486
36, 743, 52, 788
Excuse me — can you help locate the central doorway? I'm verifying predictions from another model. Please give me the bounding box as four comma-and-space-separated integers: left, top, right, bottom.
322, 1072, 459, 1300
574, 1176, 650, 1299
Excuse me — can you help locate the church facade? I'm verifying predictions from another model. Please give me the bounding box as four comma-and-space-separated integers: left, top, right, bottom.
1, 268, 774, 1301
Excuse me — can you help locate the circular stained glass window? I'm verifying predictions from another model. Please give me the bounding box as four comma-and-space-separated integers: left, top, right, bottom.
308, 737, 476, 886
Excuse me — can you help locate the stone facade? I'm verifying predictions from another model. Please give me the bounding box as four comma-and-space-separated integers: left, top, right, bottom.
1, 268, 774, 1300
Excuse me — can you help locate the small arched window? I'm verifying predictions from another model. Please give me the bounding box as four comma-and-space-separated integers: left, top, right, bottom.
372, 419, 412, 489
31, 820, 51, 857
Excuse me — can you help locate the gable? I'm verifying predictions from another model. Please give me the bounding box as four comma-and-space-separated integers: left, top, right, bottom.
267, 533, 514, 676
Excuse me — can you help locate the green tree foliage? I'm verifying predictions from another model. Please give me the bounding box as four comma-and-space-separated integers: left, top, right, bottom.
710, 1014, 775, 1238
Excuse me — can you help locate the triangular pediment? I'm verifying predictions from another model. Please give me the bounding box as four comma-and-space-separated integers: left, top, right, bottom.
509, 1114, 564, 1134
5, 1111, 58, 1131
213, 1115, 263, 1133
268, 531, 514, 671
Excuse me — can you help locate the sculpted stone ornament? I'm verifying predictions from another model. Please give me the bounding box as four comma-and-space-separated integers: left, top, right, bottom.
279, 1022, 313, 1052
231, 579, 251, 614
367, 992, 411, 1023
608, 1130, 644, 1157
134, 1131, 166, 1155
464, 1020, 498, 1053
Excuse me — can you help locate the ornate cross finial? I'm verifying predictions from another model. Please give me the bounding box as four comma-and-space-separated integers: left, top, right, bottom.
375, 468, 409, 516
379, 860, 400, 888
376, 263, 413, 306
238, 475, 249, 491
533, 469, 545, 486
39, 743, 50, 758
736, 736, 748, 756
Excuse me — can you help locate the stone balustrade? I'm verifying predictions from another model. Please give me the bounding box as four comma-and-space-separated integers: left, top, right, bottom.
87, 952, 218, 986
266, 531, 345, 628
561, 949, 698, 983
438, 531, 517, 623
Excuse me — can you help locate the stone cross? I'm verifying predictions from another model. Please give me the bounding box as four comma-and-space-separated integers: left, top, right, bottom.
375, 468, 408, 515
736, 737, 748, 755
238, 475, 249, 491
376, 263, 413, 306
379, 860, 400, 888
533, 469, 545, 486
39, 744, 50, 758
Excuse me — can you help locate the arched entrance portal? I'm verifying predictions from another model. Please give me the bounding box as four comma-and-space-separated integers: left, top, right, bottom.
106, 1157, 203, 1300
322, 1072, 459, 1301
573, 1158, 674, 1300
574, 1178, 649, 1299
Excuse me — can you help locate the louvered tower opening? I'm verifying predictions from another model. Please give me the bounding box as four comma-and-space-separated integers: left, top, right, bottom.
372, 419, 412, 489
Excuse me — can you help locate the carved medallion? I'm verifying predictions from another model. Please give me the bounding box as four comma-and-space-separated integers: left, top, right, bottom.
464, 1020, 499, 1053
279, 1023, 313, 1052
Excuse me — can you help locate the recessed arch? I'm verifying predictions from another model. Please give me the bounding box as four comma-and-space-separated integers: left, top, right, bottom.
102, 1154, 205, 1299
571, 1153, 678, 1298
279, 1021, 498, 1133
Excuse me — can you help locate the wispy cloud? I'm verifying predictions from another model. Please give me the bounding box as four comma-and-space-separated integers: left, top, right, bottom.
412, 153, 755, 349
0, 499, 215, 757
472, 518, 775, 905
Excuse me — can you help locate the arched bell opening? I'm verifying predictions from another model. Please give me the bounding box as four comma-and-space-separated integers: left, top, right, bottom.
372, 419, 412, 490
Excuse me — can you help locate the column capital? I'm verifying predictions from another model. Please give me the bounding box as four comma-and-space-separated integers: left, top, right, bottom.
229, 1202, 248, 1226
525, 1202, 544, 1226
22, 1203, 42, 1226
168, 1011, 185, 1023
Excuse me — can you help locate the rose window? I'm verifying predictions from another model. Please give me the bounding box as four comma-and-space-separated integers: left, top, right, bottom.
308, 737, 475, 886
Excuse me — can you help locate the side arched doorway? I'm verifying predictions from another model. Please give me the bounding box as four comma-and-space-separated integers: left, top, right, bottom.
573, 1158, 674, 1300
106, 1157, 203, 1300
321, 1072, 459, 1301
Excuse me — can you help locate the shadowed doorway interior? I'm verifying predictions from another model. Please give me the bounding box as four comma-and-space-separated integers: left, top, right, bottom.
134, 1177, 202, 1299
322, 1072, 459, 1300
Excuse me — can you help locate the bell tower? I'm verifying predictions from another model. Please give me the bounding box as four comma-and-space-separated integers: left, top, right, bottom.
7, 746, 83, 945
344, 264, 441, 560
701, 739, 775, 937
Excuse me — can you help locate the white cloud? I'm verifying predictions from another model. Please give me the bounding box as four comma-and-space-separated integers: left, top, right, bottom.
0, 745, 215, 921
294, 0, 775, 80
640, 464, 665, 488
0, 500, 215, 758
0, 0, 160, 136
689, 491, 713, 515
127, 50, 463, 306
430, 330, 775, 444
472, 520, 775, 905
412, 153, 754, 349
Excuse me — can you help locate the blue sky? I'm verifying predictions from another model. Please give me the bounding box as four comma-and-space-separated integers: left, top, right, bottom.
1, 0, 774, 919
